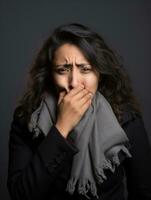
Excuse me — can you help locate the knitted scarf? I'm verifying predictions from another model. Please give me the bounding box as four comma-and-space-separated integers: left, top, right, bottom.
28, 91, 131, 199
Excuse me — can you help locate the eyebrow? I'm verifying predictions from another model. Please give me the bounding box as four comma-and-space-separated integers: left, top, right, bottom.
54, 63, 91, 68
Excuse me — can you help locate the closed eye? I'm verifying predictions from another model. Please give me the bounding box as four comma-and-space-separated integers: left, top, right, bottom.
54, 67, 70, 74
79, 64, 92, 73
53, 64, 93, 75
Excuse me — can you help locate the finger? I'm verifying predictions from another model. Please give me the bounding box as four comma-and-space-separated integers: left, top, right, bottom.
79, 92, 93, 107
72, 88, 89, 100
58, 91, 66, 104
67, 84, 85, 97
80, 97, 92, 113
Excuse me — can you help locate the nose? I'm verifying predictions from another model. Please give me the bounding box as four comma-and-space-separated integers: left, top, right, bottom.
69, 67, 81, 90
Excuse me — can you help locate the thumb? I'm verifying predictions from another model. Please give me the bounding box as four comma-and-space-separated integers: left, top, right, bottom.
58, 91, 66, 105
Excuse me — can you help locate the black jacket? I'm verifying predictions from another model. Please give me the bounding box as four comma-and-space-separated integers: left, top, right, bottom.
7, 108, 151, 200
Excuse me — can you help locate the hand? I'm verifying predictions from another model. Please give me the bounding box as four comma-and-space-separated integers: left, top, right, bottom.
55, 85, 93, 138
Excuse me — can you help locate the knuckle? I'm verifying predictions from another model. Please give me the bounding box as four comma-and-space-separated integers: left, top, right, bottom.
85, 93, 91, 100
83, 88, 87, 93
83, 90, 88, 95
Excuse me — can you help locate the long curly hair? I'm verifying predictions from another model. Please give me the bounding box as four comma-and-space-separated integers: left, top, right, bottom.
16, 23, 141, 125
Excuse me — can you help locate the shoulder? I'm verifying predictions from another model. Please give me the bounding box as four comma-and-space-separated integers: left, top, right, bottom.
120, 108, 144, 133
120, 109, 142, 127
10, 106, 45, 149
10, 106, 32, 141
121, 110, 151, 149
121, 110, 144, 134
11, 106, 27, 130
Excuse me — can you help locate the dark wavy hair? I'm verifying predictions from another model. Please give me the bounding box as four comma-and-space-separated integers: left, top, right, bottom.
17, 23, 141, 125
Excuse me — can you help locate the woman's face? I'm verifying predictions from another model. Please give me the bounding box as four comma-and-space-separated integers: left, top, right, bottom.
52, 43, 100, 94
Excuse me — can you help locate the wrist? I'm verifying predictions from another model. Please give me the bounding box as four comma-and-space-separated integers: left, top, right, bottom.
55, 122, 70, 138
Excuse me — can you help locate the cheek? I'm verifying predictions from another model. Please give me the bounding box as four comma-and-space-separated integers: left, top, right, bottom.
83, 75, 99, 92
53, 75, 68, 88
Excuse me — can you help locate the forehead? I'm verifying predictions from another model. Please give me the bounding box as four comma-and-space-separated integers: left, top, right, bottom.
53, 43, 88, 63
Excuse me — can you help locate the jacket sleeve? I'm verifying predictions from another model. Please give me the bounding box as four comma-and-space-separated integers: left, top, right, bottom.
123, 115, 151, 200
7, 108, 78, 200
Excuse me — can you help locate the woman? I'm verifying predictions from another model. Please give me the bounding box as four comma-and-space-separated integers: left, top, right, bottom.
7, 23, 151, 200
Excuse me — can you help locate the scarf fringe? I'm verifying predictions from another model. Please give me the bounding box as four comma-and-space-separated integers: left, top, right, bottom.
111, 145, 132, 166
94, 159, 113, 184
66, 147, 132, 199
95, 146, 132, 184
66, 177, 99, 199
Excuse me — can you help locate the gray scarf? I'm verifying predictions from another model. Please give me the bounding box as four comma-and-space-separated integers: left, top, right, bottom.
28, 91, 131, 199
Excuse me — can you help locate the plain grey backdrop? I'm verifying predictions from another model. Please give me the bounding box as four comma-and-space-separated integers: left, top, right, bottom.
0, 0, 151, 199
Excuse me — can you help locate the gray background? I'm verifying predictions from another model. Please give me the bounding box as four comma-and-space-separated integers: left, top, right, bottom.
0, 0, 151, 199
